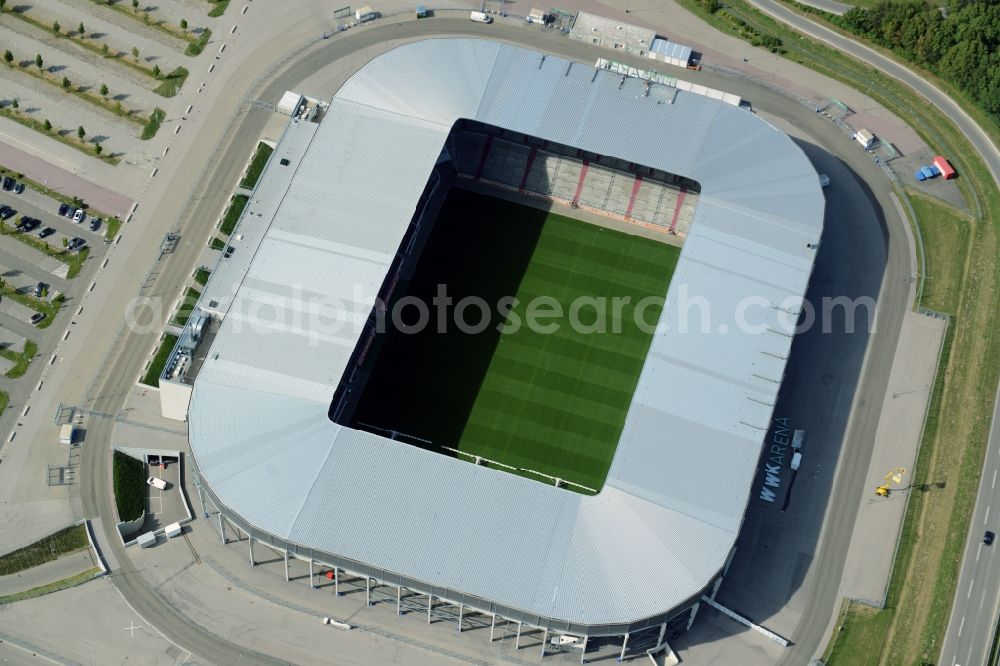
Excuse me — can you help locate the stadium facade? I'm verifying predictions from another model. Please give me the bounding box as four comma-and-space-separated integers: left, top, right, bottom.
177, 38, 824, 654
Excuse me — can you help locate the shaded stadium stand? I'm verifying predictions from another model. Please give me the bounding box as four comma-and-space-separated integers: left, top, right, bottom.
446, 127, 699, 236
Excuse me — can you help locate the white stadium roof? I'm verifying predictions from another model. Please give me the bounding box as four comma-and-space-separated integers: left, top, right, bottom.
189, 38, 823, 628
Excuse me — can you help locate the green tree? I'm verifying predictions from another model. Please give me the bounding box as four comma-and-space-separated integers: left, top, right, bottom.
35, 54, 42, 70
61, 76, 71, 89
77, 126, 85, 140
78, 22, 85, 36
3, 50, 12, 64
0, 0, 6, 11
180, 18, 187, 30
132, 46, 139, 59
101, 43, 109, 56
52, 20, 60, 33
131, 0, 138, 8
94, 144, 102, 156
43, 119, 51, 131
99, 83, 109, 97
153, 64, 161, 77
11, 98, 17, 110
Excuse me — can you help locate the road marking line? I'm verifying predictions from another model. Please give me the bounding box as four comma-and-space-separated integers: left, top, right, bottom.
981, 587, 987, 610
959, 615, 965, 636
993, 469, 998, 489
968, 579, 974, 598
977, 543, 982, 561
986, 506, 991, 524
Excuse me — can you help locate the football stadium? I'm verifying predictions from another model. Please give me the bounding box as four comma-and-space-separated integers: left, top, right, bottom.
172, 38, 824, 656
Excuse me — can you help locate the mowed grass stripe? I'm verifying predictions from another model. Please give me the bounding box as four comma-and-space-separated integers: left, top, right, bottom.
458, 207, 679, 491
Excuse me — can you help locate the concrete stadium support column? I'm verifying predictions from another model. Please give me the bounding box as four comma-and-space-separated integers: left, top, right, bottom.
687, 602, 700, 631
196, 484, 208, 519
515, 622, 522, 650
580, 636, 588, 664
427, 594, 433, 624
657, 623, 667, 647
458, 604, 463, 632
284, 550, 289, 582
490, 614, 497, 641
309, 559, 314, 589
366, 577, 371, 606
540, 629, 548, 657
619, 632, 630, 662
334, 568, 340, 596
217, 513, 226, 544
397, 586, 402, 615
247, 532, 254, 567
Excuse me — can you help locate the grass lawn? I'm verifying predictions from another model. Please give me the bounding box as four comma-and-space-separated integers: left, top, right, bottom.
140, 334, 178, 387
112, 450, 145, 522
350, 189, 679, 491
171, 287, 201, 327
906, 190, 971, 315
152, 66, 190, 98
0, 340, 38, 378
824, 602, 892, 665
219, 194, 248, 235
0, 568, 101, 604
0, 390, 7, 417
210, 237, 226, 250
0, 524, 88, 574
194, 268, 211, 286
105, 216, 122, 240
238, 143, 273, 190
208, 0, 230, 17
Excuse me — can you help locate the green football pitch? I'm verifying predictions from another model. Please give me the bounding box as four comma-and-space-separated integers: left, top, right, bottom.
348, 187, 680, 492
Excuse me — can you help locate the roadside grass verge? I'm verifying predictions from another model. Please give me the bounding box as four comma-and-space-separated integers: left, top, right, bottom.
209, 236, 226, 250
672, 1, 1000, 663
0, 221, 89, 279
0, 166, 113, 219
905, 190, 971, 315
0, 525, 88, 574
0, 107, 119, 164
194, 268, 210, 286
141, 107, 166, 140
208, 0, 230, 17
140, 334, 178, 388
185, 29, 213, 57
238, 143, 273, 189
0, 391, 7, 417
0, 568, 101, 604
219, 195, 248, 235
152, 67, 190, 98
112, 450, 145, 521
171, 286, 201, 327
105, 216, 123, 240
824, 602, 892, 666
0, 340, 38, 379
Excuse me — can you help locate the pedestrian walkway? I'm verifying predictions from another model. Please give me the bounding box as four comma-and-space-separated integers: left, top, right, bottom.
0, 548, 95, 597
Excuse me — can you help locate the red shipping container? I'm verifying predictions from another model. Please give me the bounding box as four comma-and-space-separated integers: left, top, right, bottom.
933, 156, 956, 179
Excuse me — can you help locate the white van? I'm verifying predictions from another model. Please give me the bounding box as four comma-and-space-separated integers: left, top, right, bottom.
147, 476, 168, 490
790, 451, 802, 471
470, 10, 493, 23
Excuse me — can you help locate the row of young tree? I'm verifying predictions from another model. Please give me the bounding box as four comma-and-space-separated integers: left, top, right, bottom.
836, 0, 1000, 120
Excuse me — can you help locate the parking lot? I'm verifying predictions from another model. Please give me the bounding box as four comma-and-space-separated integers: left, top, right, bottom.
0, 178, 109, 418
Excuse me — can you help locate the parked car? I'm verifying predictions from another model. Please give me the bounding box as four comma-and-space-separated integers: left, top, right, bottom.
34, 282, 48, 298
72, 209, 85, 224
29, 312, 46, 325
0, 206, 16, 220
58, 203, 70, 217
38, 227, 56, 239
13, 182, 24, 194
19, 217, 40, 232
89, 218, 101, 232
147, 476, 168, 490
2, 176, 14, 191
67, 237, 86, 251
985, 531, 995, 546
